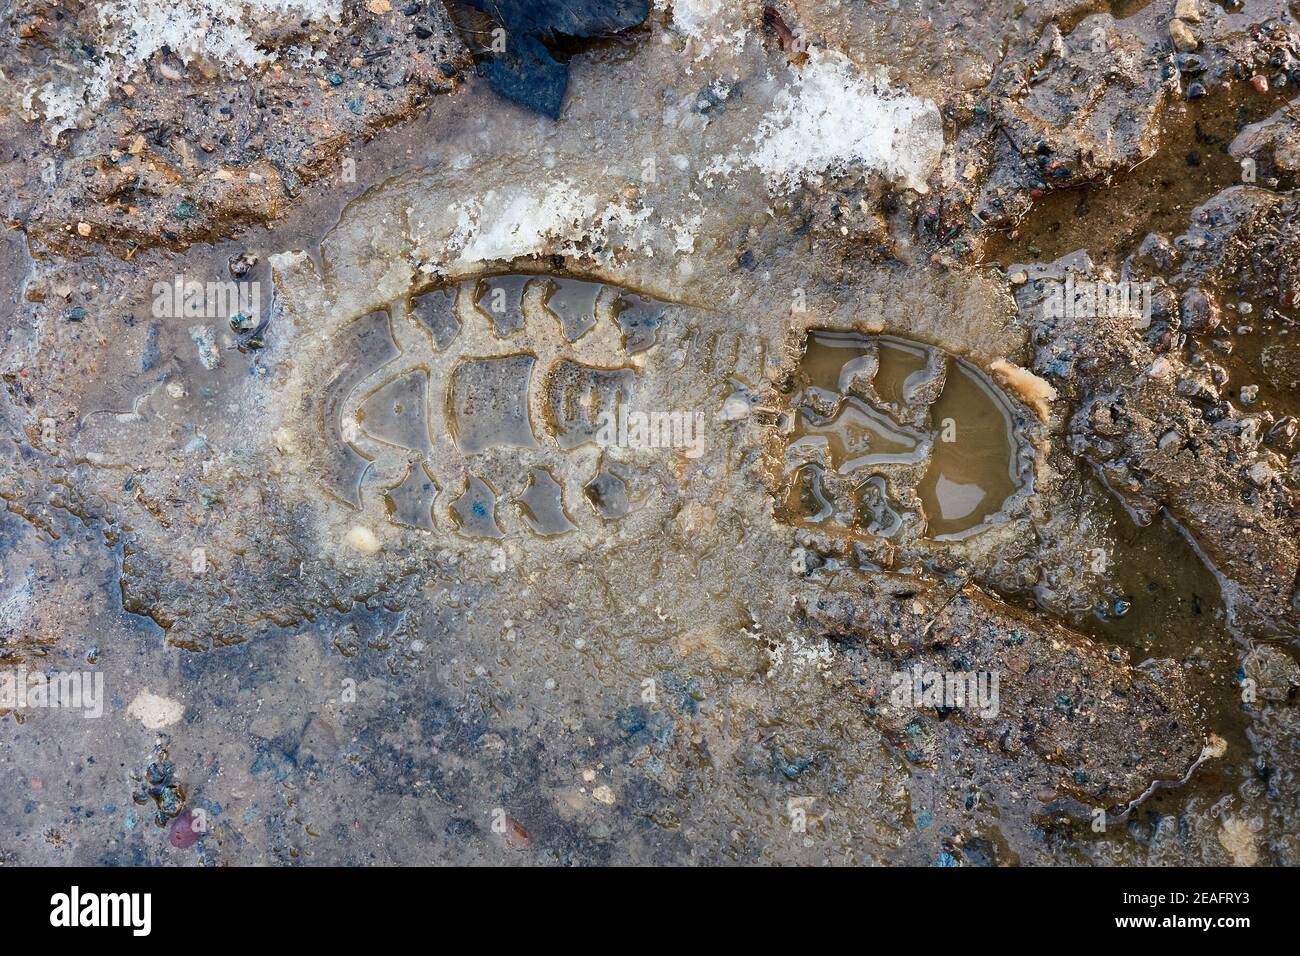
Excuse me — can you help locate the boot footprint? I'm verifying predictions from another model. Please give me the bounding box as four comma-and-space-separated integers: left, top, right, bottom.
765, 330, 1037, 549
282, 266, 693, 548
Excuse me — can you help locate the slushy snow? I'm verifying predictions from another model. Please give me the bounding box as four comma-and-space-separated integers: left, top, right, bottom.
748, 50, 943, 195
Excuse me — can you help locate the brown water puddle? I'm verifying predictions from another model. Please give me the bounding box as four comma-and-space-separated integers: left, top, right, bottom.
779, 331, 1031, 540
1064, 479, 1257, 843
983, 85, 1292, 267
917, 359, 1023, 539
798, 400, 929, 470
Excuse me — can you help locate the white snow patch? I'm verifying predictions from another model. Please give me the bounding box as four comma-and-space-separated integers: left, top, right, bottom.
671, 213, 702, 254
98, 0, 343, 68
760, 629, 833, 678
746, 50, 943, 195
441, 181, 600, 271
33, 0, 343, 138
416, 178, 693, 274
671, 0, 724, 38
667, 0, 749, 62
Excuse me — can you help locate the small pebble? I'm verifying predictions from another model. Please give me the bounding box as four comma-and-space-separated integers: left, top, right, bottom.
1246, 461, 1275, 487
228, 251, 257, 277
168, 810, 202, 849
1170, 19, 1199, 53
720, 394, 751, 420
345, 525, 381, 554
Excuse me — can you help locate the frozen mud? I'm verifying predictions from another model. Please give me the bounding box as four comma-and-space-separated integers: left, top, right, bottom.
0, 0, 1297, 865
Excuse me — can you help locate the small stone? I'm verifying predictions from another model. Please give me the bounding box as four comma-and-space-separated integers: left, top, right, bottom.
1169, 18, 1199, 53
592, 785, 615, 805
1158, 429, 1182, 451
1181, 287, 1219, 331
1174, 0, 1201, 22
1246, 461, 1275, 487
1009, 270, 1028, 286
345, 525, 382, 553
366, 0, 391, 12
229, 312, 258, 333
1239, 384, 1259, 405
76, 221, 91, 237
1186, 81, 1207, 100
720, 394, 751, 420
1218, 817, 1258, 866
1265, 417, 1296, 449
228, 251, 257, 277
1251, 74, 1270, 94
168, 810, 202, 849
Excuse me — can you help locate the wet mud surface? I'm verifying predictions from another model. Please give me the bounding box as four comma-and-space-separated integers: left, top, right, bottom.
1, 0, 1297, 866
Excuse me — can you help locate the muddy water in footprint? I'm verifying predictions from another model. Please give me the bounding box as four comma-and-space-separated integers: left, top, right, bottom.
799, 400, 928, 470
450, 354, 540, 453
917, 359, 1023, 539
517, 466, 576, 535
782, 331, 1030, 539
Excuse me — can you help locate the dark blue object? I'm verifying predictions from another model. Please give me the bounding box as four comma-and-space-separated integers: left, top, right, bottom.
466, 0, 651, 119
